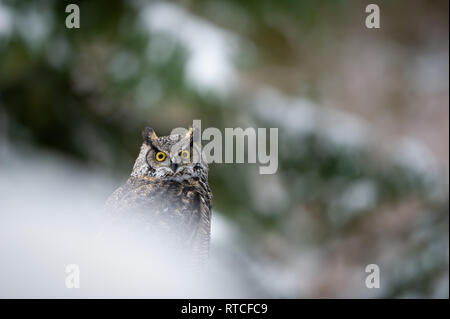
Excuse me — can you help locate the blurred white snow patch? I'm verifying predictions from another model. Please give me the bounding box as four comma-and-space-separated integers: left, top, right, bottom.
252, 87, 316, 136
394, 137, 440, 183
320, 107, 369, 148
0, 146, 244, 298
16, 6, 52, 51
252, 87, 369, 147
0, 3, 13, 36
211, 212, 236, 246
249, 172, 288, 215
340, 180, 377, 212
140, 1, 239, 94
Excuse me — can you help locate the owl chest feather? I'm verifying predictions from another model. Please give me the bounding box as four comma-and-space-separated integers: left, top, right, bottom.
105, 176, 211, 244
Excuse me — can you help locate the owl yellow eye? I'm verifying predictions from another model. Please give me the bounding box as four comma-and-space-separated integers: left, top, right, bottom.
155, 151, 166, 162
180, 150, 190, 160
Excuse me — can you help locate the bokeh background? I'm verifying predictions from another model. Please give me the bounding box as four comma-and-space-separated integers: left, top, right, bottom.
0, 0, 448, 298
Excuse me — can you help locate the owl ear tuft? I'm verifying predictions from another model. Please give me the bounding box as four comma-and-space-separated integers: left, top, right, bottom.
185, 126, 193, 139
142, 127, 158, 144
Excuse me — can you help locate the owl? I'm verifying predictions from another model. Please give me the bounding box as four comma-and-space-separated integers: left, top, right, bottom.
104, 127, 212, 264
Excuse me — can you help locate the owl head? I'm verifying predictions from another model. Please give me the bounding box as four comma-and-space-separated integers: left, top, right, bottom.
130, 126, 208, 180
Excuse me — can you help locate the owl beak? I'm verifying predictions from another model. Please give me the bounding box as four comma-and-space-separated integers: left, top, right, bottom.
170, 162, 179, 172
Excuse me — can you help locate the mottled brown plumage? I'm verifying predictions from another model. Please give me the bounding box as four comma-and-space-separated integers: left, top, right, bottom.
104, 127, 212, 263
